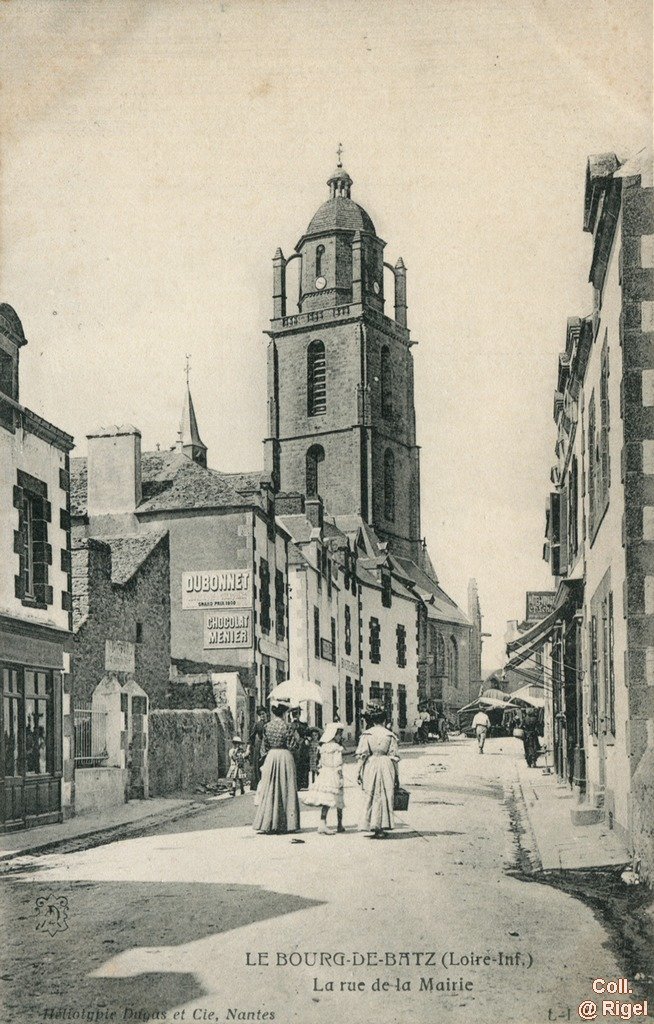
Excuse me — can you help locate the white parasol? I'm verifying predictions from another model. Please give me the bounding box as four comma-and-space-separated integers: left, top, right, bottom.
268, 679, 324, 705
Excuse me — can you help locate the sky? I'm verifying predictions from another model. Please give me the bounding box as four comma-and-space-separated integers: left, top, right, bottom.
1, 0, 651, 672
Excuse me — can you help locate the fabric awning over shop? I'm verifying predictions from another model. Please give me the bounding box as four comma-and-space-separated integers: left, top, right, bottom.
505, 579, 583, 666
509, 684, 546, 708
458, 694, 511, 715
506, 605, 561, 657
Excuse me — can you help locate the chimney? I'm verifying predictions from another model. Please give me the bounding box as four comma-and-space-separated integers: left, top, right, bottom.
305, 495, 324, 529
275, 492, 305, 516
87, 425, 142, 517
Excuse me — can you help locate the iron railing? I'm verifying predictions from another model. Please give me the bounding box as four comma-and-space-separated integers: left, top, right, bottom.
74, 705, 108, 768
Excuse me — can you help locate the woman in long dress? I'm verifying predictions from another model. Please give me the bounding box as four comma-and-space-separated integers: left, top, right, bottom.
252, 702, 300, 834
302, 722, 345, 834
356, 702, 400, 838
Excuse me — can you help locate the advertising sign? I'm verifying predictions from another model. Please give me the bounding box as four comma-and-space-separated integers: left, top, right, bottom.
182, 569, 252, 610
105, 639, 136, 673
204, 610, 253, 649
525, 591, 557, 622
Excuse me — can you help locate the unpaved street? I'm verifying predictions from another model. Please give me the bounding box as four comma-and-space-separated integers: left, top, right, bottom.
1, 737, 630, 1024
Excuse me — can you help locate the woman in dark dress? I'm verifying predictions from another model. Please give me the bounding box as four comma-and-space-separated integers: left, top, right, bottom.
247, 707, 268, 791
252, 702, 300, 834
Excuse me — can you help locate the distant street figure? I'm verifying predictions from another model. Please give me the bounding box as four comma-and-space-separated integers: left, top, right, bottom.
252, 701, 300, 834
472, 709, 491, 753
522, 707, 541, 768
288, 706, 311, 790
227, 736, 247, 797
356, 703, 400, 838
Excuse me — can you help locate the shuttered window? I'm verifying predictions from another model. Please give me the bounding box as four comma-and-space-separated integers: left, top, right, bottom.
308, 340, 326, 416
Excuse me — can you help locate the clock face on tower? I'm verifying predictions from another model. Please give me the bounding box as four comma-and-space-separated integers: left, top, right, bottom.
315, 276, 326, 291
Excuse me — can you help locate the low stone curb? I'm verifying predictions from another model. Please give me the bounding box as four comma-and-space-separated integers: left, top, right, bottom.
0, 795, 231, 864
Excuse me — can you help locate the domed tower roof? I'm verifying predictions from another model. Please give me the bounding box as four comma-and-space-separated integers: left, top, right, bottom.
306, 196, 376, 236
303, 150, 376, 238
0, 303, 27, 347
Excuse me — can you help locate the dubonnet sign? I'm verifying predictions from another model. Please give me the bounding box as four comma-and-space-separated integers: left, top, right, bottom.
204, 610, 253, 650
182, 569, 252, 610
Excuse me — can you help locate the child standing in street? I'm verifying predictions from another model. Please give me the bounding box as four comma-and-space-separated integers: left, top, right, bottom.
227, 736, 247, 796
302, 722, 345, 834
308, 728, 321, 783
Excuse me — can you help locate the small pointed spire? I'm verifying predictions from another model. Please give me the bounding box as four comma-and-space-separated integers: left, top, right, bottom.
179, 361, 207, 468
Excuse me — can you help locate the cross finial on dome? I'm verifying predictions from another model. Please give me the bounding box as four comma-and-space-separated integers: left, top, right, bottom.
328, 147, 352, 199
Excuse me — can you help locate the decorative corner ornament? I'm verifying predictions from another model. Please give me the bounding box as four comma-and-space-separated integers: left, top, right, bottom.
35, 892, 69, 936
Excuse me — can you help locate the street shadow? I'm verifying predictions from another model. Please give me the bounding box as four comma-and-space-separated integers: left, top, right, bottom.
420, 782, 504, 801
1, 878, 323, 1020
382, 829, 466, 840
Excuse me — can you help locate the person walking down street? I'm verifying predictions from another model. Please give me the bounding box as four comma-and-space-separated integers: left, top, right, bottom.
302, 722, 345, 834
308, 728, 321, 782
247, 707, 268, 791
522, 706, 541, 768
472, 709, 491, 753
227, 736, 247, 797
356, 703, 400, 839
288, 706, 311, 790
412, 714, 423, 745
438, 714, 449, 742
252, 701, 300, 834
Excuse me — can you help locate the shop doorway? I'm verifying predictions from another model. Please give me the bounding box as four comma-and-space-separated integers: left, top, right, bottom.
1, 664, 62, 830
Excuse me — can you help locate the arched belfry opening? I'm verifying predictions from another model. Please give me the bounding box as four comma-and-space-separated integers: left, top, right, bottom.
306, 444, 325, 497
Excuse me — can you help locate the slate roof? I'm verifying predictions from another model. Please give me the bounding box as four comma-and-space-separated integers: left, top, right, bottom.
394, 556, 470, 627
137, 459, 245, 514
277, 513, 348, 547
305, 197, 376, 237
106, 527, 168, 584
282, 508, 469, 628
222, 470, 270, 494
71, 450, 252, 518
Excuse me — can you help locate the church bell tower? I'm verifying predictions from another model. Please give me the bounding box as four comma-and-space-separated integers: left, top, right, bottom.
264, 152, 421, 560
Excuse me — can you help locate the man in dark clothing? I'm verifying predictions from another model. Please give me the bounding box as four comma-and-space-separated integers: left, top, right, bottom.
288, 706, 311, 789
522, 707, 541, 767
247, 707, 268, 790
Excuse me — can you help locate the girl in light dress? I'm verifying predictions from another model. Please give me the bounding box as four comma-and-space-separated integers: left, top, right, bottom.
302, 722, 345, 834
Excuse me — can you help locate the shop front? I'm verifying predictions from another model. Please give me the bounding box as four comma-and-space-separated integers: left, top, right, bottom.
1, 623, 67, 831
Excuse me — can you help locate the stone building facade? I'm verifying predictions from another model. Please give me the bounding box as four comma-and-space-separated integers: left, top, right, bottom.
71, 530, 171, 707
508, 151, 654, 881
70, 391, 289, 739
0, 304, 75, 830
